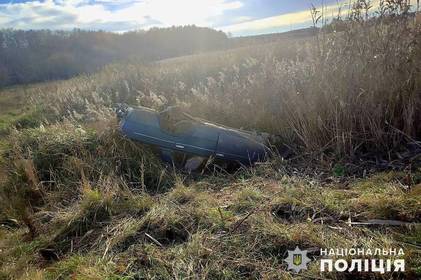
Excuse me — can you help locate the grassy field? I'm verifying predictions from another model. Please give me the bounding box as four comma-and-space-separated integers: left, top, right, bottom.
1, 8, 421, 280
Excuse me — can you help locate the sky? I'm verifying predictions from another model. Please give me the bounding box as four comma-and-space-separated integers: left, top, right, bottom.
0, 0, 378, 36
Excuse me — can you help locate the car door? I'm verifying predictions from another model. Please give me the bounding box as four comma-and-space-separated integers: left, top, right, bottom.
121, 108, 176, 150
172, 121, 219, 157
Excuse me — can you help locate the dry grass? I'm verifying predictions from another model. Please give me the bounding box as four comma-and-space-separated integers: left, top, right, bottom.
0, 122, 419, 279
0, 4, 421, 279
17, 15, 419, 164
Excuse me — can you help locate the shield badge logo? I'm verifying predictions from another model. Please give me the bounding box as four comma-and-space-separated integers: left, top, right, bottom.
293, 254, 302, 266
284, 246, 311, 273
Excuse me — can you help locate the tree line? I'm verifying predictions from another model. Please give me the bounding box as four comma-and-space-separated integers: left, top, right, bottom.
0, 26, 228, 87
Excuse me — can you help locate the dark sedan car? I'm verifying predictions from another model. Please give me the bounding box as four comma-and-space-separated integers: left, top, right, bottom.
117, 105, 269, 170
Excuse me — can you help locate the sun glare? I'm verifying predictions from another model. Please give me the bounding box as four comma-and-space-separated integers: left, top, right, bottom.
126, 0, 243, 27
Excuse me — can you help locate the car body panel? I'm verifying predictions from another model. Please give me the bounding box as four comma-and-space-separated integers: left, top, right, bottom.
119, 106, 269, 166
216, 130, 267, 163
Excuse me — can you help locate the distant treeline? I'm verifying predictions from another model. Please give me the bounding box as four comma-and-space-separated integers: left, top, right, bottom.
0, 26, 228, 86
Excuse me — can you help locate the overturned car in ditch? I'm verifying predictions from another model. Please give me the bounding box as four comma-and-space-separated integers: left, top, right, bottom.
116, 104, 270, 170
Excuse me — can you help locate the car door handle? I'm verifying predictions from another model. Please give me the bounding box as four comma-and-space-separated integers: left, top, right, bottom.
176, 144, 185, 149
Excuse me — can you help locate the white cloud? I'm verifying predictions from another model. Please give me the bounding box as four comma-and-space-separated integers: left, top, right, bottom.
221, 10, 313, 35
0, 0, 243, 32
0, 0, 390, 35
231, 15, 253, 24
115, 0, 243, 26
220, 0, 383, 36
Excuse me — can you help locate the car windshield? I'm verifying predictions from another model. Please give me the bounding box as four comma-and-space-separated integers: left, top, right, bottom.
159, 106, 196, 135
